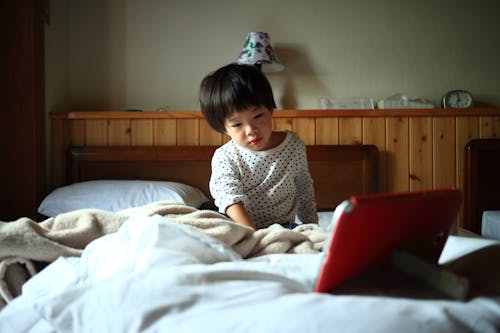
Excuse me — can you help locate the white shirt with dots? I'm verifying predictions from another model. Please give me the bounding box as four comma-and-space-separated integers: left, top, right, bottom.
210, 131, 318, 229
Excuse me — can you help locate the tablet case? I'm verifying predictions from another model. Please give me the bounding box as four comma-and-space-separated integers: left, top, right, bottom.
314, 188, 462, 293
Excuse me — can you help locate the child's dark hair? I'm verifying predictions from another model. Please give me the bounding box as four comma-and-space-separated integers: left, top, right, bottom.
199, 63, 276, 133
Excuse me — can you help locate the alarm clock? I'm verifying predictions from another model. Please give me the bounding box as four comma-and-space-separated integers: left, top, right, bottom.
442, 90, 473, 108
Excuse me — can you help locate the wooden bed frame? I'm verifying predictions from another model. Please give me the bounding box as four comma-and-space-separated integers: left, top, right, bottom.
68, 145, 379, 212
464, 138, 500, 234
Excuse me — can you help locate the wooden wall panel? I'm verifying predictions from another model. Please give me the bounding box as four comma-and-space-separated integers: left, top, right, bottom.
200, 119, 222, 145
362, 117, 386, 192
479, 116, 500, 138
339, 117, 362, 145
293, 118, 316, 144
70, 120, 85, 146
433, 117, 456, 188
386, 117, 409, 192
273, 118, 293, 132
316, 117, 339, 144
85, 120, 107, 146
131, 119, 153, 146
409, 117, 432, 191
154, 119, 176, 145
176, 119, 199, 145
50, 109, 500, 227
107, 120, 131, 146
493, 116, 500, 137
362, 117, 385, 146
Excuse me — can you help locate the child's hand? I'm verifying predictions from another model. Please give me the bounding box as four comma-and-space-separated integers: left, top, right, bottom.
226, 203, 257, 230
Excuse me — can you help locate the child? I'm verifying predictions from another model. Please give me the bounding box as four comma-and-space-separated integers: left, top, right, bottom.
199, 63, 318, 230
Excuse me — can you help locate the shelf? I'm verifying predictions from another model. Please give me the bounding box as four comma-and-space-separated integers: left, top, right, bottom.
49, 108, 500, 120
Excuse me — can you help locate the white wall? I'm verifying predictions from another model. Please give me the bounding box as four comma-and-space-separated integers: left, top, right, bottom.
45, 0, 500, 112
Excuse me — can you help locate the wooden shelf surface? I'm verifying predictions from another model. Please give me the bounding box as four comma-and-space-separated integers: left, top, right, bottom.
50, 108, 500, 120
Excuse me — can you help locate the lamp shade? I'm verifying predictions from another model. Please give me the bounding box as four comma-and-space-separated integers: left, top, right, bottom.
236, 32, 284, 72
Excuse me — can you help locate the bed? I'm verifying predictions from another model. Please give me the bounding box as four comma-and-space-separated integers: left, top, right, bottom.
1, 144, 500, 333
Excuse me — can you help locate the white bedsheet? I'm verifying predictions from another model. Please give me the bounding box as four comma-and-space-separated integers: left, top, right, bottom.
1, 215, 499, 333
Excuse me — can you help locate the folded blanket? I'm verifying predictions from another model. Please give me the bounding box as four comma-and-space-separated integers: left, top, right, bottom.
0, 201, 327, 306
119, 201, 327, 257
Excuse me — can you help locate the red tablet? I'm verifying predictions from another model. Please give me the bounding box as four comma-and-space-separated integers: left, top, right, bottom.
314, 188, 462, 293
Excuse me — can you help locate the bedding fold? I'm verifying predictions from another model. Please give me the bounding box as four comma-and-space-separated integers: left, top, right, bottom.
0, 200, 327, 306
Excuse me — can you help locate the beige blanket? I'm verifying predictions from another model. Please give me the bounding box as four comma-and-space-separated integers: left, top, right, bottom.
0, 201, 327, 306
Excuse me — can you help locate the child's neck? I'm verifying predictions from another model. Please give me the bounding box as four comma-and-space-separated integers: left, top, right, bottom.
267, 131, 287, 150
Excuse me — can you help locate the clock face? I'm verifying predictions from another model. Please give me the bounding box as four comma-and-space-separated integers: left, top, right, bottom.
443, 90, 473, 108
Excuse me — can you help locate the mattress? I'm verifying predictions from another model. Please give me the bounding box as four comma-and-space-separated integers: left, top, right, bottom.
482, 210, 500, 240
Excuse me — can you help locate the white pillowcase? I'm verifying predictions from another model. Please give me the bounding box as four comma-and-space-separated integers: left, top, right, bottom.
38, 180, 209, 217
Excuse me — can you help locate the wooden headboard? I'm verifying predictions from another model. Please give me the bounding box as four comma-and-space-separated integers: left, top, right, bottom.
68, 145, 379, 212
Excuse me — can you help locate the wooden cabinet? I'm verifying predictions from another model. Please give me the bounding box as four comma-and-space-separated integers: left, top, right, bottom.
51, 108, 500, 228
1, 1, 46, 220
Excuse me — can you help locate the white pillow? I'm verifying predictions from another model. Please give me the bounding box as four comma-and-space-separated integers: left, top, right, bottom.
38, 180, 209, 217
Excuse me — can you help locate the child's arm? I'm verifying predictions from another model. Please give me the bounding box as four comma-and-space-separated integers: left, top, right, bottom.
294, 138, 319, 224
296, 173, 318, 224
226, 202, 257, 230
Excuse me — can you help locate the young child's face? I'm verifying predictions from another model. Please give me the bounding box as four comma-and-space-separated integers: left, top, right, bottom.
224, 105, 274, 151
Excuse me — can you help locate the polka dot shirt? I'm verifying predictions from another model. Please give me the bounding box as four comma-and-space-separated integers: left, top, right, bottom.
210, 131, 318, 229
